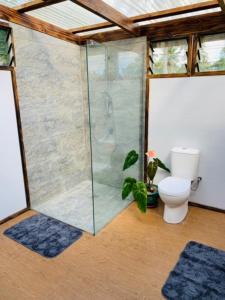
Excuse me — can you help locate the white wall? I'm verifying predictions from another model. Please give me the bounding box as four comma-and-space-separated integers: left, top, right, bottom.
0, 70, 27, 220
149, 76, 225, 210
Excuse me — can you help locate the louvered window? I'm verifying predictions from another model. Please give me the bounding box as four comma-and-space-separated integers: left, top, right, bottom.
0, 28, 15, 67
196, 33, 225, 72
149, 39, 188, 75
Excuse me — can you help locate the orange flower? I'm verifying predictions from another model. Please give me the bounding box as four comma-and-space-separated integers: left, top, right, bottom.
145, 150, 157, 158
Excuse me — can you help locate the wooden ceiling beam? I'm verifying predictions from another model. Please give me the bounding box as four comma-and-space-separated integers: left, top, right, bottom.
70, 0, 219, 34
70, 0, 138, 35
80, 11, 225, 43
70, 21, 112, 34
0, 4, 80, 44
14, 0, 66, 13
131, 0, 219, 22
218, 0, 225, 13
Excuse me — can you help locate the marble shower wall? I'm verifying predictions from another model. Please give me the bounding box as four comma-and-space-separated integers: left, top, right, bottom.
12, 24, 91, 206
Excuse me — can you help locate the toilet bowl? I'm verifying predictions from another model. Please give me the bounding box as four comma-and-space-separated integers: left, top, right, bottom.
158, 147, 200, 223
158, 176, 191, 224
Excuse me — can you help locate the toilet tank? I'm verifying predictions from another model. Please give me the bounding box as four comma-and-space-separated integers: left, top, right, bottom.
171, 147, 200, 180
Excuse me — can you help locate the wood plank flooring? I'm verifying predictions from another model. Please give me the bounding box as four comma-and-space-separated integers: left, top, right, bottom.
0, 203, 225, 300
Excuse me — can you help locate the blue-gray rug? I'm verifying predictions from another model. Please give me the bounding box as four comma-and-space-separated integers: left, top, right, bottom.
4, 214, 83, 258
162, 241, 225, 299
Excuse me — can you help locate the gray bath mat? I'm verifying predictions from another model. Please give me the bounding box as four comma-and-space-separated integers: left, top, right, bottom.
4, 213, 83, 258
162, 242, 225, 300
162, 241, 225, 299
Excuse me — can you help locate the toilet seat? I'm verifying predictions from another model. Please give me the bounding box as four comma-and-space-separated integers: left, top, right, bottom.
158, 176, 190, 197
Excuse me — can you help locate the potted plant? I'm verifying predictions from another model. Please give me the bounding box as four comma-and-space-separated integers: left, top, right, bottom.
122, 149, 170, 212
145, 150, 170, 207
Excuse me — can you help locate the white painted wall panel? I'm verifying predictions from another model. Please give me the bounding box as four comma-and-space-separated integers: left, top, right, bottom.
0, 70, 27, 220
149, 76, 225, 210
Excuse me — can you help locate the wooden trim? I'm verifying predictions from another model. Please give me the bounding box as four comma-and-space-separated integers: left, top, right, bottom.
81, 12, 225, 43
70, 0, 138, 35
187, 34, 198, 75
14, 0, 66, 13
186, 34, 199, 75
189, 202, 225, 214
10, 69, 31, 209
144, 42, 150, 182
70, 0, 219, 34
0, 4, 80, 44
0, 66, 14, 71
132, 0, 219, 23
193, 70, 225, 76
218, 0, 225, 13
69, 21, 113, 34
187, 35, 193, 75
0, 20, 10, 29
147, 71, 225, 79
147, 73, 188, 79
0, 208, 29, 225
191, 34, 198, 75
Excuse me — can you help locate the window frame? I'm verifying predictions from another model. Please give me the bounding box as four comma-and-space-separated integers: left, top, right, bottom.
147, 31, 225, 79
149, 37, 189, 77
0, 21, 16, 68
194, 31, 225, 76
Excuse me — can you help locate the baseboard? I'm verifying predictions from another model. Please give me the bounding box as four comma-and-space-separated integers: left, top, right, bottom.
189, 202, 225, 214
0, 208, 30, 225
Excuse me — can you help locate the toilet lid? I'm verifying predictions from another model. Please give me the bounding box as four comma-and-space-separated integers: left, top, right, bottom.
158, 177, 190, 196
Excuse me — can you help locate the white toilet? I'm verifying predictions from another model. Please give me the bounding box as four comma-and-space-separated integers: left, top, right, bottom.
158, 147, 200, 224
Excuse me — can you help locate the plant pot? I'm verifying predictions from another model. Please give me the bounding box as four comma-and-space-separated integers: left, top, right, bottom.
147, 185, 159, 208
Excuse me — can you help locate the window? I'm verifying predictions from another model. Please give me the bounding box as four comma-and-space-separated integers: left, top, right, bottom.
197, 33, 225, 72
0, 28, 14, 67
149, 39, 188, 75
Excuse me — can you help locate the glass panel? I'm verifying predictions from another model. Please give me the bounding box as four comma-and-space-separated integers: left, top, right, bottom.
0, 0, 31, 7
28, 1, 105, 30
103, 0, 208, 17
198, 33, 225, 72
86, 37, 146, 233
151, 39, 188, 74
13, 24, 94, 233
0, 29, 10, 66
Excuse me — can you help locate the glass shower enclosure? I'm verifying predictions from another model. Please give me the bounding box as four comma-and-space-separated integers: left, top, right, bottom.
30, 36, 146, 235
86, 37, 146, 233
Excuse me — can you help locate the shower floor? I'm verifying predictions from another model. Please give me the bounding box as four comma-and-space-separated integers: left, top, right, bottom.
32, 180, 132, 234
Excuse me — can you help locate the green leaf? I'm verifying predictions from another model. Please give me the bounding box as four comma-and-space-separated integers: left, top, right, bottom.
122, 177, 136, 199
124, 177, 137, 185
153, 158, 170, 173
147, 161, 158, 181
123, 150, 139, 171
132, 181, 147, 213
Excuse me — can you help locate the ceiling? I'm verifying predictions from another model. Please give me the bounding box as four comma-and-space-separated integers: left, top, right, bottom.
0, 0, 222, 35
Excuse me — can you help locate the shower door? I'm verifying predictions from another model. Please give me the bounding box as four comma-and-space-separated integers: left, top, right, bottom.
86, 37, 147, 234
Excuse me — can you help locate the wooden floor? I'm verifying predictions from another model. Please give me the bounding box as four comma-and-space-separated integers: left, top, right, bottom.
1, 203, 225, 300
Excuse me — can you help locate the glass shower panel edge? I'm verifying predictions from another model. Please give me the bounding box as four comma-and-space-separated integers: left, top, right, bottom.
86, 37, 147, 234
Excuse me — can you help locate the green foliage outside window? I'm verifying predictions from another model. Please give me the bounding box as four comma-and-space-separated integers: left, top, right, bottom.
151, 39, 188, 75
0, 29, 10, 66
198, 33, 225, 72
150, 34, 225, 75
